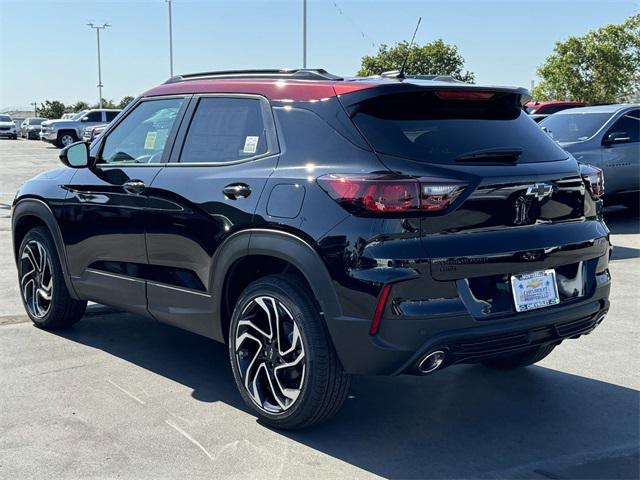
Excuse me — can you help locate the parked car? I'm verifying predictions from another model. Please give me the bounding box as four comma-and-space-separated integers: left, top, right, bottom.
61, 113, 76, 120
526, 101, 588, 115
540, 104, 639, 210
12, 69, 611, 429
40, 109, 121, 147
0, 114, 18, 139
20, 117, 47, 139
82, 123, 109, 143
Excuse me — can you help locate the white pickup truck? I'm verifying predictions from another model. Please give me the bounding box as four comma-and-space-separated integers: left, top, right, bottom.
40, 109, 121, 147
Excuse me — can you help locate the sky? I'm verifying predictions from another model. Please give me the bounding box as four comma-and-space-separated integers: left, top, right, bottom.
0, 0, 638, 111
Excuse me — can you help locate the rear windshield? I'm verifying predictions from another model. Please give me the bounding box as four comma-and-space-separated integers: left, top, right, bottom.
351, 91, 568, 164
540, 112, 611, 143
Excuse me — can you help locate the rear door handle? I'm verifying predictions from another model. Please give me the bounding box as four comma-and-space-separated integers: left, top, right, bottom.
223, 183, 251, 199
123, 180, 146, 195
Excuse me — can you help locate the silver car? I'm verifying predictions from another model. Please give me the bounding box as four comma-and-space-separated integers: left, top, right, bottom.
540, 104, 639, 210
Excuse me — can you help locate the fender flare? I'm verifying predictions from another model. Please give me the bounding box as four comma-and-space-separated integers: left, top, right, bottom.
209, 228, 342, 343
12, 198, 80, 299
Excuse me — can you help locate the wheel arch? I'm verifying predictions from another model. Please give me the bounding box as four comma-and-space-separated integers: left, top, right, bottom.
211, 229, 342, 344
12, 198, 80, 299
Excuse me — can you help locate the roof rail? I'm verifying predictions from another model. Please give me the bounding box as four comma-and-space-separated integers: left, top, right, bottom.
164, 68, 343, 84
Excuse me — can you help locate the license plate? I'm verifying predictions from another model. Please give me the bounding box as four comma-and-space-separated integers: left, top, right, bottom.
511, 269, 560, 312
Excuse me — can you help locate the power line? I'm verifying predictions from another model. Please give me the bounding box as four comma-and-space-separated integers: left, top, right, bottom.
327, 0, 378, 50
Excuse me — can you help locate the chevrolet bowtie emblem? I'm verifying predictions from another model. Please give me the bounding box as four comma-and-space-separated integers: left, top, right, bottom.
525, 183, 554, 200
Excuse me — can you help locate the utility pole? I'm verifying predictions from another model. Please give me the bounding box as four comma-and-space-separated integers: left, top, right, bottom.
87, 23, 111, 108
166, 0, 174, 77
302, 0, 307, 68
30, 102, 38, 117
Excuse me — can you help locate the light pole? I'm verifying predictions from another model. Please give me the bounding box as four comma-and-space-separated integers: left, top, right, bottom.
166, 0, 174, 77
302, 0, 307, 68
87, 23, 111, 108
30, 102, 38, 117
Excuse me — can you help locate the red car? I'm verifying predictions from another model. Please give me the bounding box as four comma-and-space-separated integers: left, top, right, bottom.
526, 101, 588, 115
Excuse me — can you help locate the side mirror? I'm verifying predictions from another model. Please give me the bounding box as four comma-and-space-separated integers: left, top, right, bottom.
59, 142, 93, 168
80, 116, 89, 122
603, 132, 630, 146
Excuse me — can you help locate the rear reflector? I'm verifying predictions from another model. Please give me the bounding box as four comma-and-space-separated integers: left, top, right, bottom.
318, 174, 465, 214
435, 90, 495, 101
370, 284, 392, 335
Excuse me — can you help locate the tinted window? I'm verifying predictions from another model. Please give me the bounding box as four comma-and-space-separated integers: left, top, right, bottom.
105, 111, 120, 121
100, 98, 184, 164
0, 115, 11, 122
351, 91, 568, 164
31, 118, 45, 125
180, 97, 267, 163
607, 109, 640, 143
541, 112, 612, 142
84, 111, 103, 122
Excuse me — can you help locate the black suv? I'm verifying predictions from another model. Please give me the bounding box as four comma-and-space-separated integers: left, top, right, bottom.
12, 69, 611, 429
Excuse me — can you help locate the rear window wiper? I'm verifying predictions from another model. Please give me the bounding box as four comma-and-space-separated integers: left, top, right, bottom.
456, 148, 523, 164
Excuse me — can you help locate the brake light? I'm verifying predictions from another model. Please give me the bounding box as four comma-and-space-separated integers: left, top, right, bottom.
580, 164, 604, 199
435, 90, 495, 101
318, 174, 465, 214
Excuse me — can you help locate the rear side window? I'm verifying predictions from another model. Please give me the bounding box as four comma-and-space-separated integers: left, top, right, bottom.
84, 111, 103, 122
105, 111, 120, 121
180, 97, 267, 163
351, 91, 568, 164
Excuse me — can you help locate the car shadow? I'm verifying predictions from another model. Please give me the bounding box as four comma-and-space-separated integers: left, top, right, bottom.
54, 307, 640, 479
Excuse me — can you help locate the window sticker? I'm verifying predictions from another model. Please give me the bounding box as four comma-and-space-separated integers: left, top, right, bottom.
243, 136, 259, 154
144, 131, 157, 150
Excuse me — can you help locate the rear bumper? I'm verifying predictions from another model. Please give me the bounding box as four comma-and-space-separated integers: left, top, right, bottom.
320, 217, 612, 375
329, 276, 610, 375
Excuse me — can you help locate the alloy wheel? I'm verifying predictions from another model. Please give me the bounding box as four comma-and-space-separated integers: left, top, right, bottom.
20, 239, 53, 318
234, 295, 306, 414
61, 134, 74, 146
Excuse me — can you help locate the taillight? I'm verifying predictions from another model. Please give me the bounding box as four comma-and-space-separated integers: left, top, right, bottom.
580, 164, 604, 199
317, 174, 466, 215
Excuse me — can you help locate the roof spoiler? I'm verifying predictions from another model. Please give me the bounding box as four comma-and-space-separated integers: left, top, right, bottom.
338, 82, 532, 108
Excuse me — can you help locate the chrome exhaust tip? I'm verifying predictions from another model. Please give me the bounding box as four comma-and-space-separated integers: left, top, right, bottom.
595, 310, 608, 325
418, 350, 446, 374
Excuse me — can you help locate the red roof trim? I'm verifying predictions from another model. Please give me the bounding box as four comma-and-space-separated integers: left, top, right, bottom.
143, 79, 378, 101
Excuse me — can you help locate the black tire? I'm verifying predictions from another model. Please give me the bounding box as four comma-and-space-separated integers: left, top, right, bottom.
56, 131, 76, 148
482, 344, 555, 369
18, 227, 86, 329
228, 274, 350, 430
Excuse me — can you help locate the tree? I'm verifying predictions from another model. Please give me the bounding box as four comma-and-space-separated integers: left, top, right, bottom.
66, 101, 90, 113
357, 39, 475, 82
38, 100, 66, 119
532, 15, 640, 103
118, 96, 135, 109
90, 99, 118, 109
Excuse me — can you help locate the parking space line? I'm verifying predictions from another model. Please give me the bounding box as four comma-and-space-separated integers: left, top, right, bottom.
107, 378, 146, 405
165, 418, 214, 460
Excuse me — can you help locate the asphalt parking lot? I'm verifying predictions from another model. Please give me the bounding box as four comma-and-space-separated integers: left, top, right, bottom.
0, 138, 638, 479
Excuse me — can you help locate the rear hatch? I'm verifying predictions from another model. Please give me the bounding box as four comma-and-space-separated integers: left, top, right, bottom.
340, 83, 608, 310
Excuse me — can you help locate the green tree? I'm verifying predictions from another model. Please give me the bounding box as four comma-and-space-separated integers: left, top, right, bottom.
118, 96, 135, 109
91, 99, 118, 109
38, 100, 66, 119
532, 15, 640, 103
66, 101, 90, 113
357, 39, 475, 82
